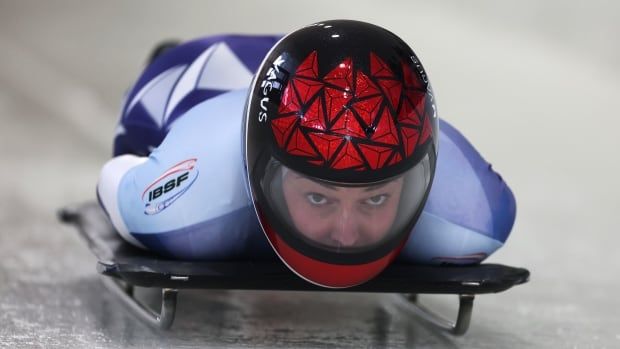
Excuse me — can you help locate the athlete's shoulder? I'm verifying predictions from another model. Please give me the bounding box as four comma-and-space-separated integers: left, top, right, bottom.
400, 117, 516, 264
431, 118, 516, 242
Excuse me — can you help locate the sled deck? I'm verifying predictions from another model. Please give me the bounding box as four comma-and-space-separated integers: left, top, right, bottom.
59, 202, 529, 335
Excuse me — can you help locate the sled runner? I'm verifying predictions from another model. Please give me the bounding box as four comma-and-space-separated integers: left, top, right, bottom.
59, 201, 529, 335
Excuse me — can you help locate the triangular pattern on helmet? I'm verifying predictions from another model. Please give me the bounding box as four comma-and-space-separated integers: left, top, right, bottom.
354, 71, 381, 98
351, 95, 382, 127
402, 61, 424, 90
293, 77, 323, 105
271, 115, 298, 148
399, 97, 421, 126
331, 110, 367, 139
308, 159, 325, 166
405, 90, 425, 120
295, 50, 319, 79
324, 87, 352, 122
279, 83, 301, 114
370, 52, 394, 78
272, 50, 431, 170
401, 126, 420, 156
371, 108, 399, 145
324, 57, 353, 92
388, 151, 402, 166
419, 114, 432, 145
300, 97, 327, 131
286, 128, 317, 157
358, 143, 394, 169
377, 79, 402, 110
332, 141, 364, 169
308, 132, 343, 161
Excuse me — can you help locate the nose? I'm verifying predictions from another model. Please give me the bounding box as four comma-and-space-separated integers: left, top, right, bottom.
330, 206, 360, 247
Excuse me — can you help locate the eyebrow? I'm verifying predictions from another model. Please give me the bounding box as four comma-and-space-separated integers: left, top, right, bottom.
292, 173, 391, 192
363, 182, 391, 192
292, 174, 339, 191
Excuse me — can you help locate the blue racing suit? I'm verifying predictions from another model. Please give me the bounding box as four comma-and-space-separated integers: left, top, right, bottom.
97, 35, 516, 264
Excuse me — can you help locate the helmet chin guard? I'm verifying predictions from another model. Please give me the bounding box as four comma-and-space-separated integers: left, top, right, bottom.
245, 20, 438, 288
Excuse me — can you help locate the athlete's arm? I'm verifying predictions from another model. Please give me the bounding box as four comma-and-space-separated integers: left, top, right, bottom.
400, 119, 517, 264
97, 90, 269, 260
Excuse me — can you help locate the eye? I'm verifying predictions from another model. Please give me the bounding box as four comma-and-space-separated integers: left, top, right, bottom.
364, 194, 388, 206
306, 193, 328, 205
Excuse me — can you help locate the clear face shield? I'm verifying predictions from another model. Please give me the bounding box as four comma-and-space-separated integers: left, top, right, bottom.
258, 154, 432, 258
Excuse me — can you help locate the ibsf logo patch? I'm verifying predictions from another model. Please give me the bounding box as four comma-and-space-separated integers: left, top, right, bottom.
141, 159, 198, 215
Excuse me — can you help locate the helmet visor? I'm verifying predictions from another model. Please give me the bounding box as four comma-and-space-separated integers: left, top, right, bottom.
256, 154, 432, 261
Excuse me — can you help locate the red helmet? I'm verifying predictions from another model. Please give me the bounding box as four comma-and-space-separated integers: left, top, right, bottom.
244, 20, 438, 288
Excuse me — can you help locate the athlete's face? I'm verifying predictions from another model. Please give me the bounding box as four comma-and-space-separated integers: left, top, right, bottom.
281, 169, 404, 248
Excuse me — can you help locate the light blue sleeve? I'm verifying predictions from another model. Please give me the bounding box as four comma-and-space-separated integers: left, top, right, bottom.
116, 89, 271, 260
399, 119, 516, 264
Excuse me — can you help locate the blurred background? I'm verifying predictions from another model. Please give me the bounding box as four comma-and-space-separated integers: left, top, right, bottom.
1, 0, 619, 348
